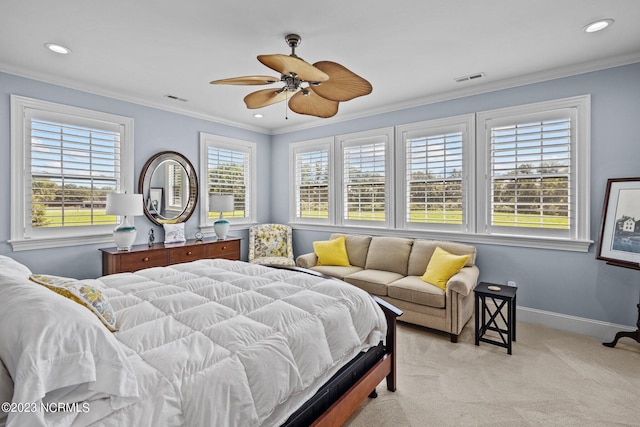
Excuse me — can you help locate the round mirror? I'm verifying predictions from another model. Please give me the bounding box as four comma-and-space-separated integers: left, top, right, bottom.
138, 151, 198, 225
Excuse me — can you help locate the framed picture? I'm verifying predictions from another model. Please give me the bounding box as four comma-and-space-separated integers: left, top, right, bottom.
148, 187, 163, 214
596, 177, 640, 270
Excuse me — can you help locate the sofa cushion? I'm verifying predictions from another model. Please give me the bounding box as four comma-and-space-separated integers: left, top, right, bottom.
344, 270, 404, 296
421, 247, 470, 290
388, 276, 445, 308
313, 235, 351, 266
407, 240, 476, 277
364, 237, 413, 276
331, 234, 372, 268
311, 265, 363, 280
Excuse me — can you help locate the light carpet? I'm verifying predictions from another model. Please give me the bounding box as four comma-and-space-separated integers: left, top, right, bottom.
344, 321, 640, 426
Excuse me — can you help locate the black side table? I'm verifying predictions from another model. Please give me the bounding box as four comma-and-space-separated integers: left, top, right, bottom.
474, 282, 518, 354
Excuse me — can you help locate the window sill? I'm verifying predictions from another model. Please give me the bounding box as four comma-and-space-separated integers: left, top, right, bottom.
289, 223, 593, 252
10, 234, 115, 251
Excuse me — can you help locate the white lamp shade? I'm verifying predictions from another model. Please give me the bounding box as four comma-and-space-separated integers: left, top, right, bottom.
209, 195, 234, 213
106, 193, 144, 216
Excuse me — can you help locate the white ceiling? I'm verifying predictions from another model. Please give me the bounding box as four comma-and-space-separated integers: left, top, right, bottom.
2, 0, 639, 134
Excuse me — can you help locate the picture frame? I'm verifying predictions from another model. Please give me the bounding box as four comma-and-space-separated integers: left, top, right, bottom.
596, 177, 640, 270
148, 187, 163, 214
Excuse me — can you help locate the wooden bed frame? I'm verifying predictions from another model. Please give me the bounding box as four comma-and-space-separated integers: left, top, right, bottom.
269, 265, 403, 426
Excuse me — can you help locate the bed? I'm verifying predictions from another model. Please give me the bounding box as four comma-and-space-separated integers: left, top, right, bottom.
0, 255, 400, 427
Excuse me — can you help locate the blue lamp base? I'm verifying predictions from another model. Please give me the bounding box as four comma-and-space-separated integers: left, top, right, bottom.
113, 225, 137, 251
213, 218, 230, 240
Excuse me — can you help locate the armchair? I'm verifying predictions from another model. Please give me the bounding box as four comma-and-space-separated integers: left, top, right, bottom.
248, 224, 295, 266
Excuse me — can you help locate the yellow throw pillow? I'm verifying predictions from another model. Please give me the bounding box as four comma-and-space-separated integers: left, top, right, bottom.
313, 235, 351, 267
420, 247, 470, 290
29, 274, 117, 331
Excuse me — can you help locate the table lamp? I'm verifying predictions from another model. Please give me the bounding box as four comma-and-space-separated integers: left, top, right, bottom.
209, 195, 234, 240
106, 192, 144, 251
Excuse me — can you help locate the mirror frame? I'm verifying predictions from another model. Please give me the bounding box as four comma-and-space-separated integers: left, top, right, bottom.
138, 151, 198, 226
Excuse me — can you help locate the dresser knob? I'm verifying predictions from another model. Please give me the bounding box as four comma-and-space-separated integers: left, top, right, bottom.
187, 251, 192, 255
143, 257, 149, 262
222, 246, 227, 250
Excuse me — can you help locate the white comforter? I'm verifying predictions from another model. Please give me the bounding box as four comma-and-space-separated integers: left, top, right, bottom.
93, 259, 387, 427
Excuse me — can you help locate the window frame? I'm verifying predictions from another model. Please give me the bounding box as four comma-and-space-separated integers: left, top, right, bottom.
476, 95, 591, 247
10, 95, 134, 251
289, 137, 334, 225
336, 127, 395, 229
199, 132, 257, 231
395, 114, 475, 233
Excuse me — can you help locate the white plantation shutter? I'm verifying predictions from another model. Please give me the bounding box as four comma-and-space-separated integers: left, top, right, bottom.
295, 148, 330, 220
29, 117, 121, 229
207, 146, 250, 219
490, 117, 571, 230
167, 162, 183, 210
339, 128, 393, 227
405, 131, 464, 224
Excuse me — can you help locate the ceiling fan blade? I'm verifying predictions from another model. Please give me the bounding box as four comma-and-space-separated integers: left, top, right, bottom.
210, 75, 280, 85
288, 90, 339, 118
258, 54, 329, 82
310, 61, 372, 102
244, 88, 294, 109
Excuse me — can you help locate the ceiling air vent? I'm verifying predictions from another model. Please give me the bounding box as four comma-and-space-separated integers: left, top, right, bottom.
454, 72, 485, 83
163, 94, 188, 102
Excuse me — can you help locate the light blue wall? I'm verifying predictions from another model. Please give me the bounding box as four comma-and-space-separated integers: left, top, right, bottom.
270, 62, 640, 328
0, 72, 271, 278
3, 63, 640, 329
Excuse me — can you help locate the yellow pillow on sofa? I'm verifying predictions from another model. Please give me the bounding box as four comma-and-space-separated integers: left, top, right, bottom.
313, 235, 351, 267
420, 247, 469, 290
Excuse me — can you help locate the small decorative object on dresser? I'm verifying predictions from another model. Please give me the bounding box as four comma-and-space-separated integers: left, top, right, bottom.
163, 223, 186, 244
100, 237, 241, 275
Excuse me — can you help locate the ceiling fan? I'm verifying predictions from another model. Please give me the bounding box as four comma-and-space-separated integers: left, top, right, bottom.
210, 34, 372, 118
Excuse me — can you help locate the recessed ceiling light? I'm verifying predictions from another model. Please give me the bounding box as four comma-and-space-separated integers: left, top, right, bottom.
44, 43, 72, 54
583, 19, 614, 33
253, 113, 263, 118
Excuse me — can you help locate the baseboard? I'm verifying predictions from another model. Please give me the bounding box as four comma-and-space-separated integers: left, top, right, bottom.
517, 306, 636, 342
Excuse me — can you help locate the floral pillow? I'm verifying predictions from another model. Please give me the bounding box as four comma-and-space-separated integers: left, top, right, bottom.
29, 274, 117, 331
163, 223, 186, 244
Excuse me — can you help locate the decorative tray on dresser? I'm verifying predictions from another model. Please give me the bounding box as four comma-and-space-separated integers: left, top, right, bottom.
100, 237, 241, 275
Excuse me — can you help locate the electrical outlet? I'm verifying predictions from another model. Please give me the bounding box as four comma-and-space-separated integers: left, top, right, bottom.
507, 280, 516, 287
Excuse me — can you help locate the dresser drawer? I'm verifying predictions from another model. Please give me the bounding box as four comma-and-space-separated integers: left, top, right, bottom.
168, 244, 207, 264
119, 251, 168, 272
207, 240, 240, 259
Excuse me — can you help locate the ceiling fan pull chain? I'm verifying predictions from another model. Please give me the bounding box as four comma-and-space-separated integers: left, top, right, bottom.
285, 91, 289, 120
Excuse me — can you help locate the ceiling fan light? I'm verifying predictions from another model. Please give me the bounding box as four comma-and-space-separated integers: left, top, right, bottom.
583, 19, 614, 33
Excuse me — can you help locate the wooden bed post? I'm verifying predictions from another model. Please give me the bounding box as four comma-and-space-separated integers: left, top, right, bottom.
372, 296, 402, 391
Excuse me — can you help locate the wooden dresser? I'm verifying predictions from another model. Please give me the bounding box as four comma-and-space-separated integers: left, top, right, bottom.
100, 237, 241, 275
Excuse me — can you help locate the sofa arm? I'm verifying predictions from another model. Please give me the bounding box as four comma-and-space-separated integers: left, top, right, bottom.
446, 265, 479, 296
296, 252, 318, 269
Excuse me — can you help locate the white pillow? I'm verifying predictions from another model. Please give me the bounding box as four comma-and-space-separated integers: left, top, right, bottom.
163, 223, 186, 244
0, 274, 139, 426
0, 360, 12, 425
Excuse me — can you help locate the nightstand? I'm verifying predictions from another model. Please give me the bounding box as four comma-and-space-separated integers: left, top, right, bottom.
474, 282, 518, 354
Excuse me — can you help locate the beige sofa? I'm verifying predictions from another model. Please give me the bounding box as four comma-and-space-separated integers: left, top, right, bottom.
296, 234, 479, 342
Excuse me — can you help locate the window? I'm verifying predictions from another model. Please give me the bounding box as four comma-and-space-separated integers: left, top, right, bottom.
288, 97, 590, 251
396, 115, 475, 233
477, 95, 590, 244
290, 138, 333, 224
338, 128, 394, 228
10, 95, 134, 250
199, 133, 256, 227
